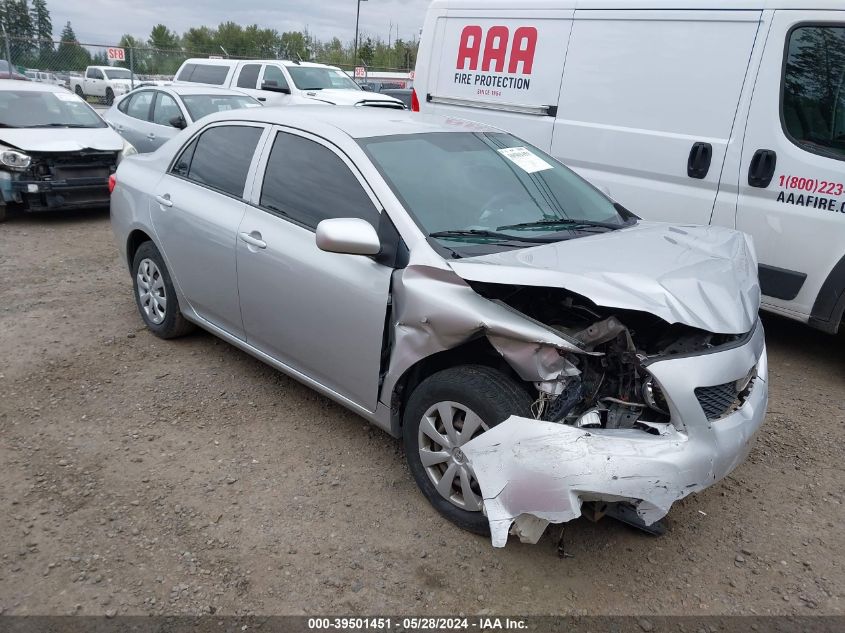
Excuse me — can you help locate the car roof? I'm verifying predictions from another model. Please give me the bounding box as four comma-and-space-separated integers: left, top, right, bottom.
139, 85, 255, 97
182, 58, 339, 68
200, 106, 500, 139
0, 79, 64, 92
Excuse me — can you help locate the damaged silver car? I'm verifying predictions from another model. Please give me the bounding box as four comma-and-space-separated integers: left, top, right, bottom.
110, 107, 768, 547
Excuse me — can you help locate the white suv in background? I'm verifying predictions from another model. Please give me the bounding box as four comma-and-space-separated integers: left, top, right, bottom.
173, 58, 404, 109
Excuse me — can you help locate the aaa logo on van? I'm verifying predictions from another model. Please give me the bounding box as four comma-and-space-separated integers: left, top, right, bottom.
454, 25, 537, 92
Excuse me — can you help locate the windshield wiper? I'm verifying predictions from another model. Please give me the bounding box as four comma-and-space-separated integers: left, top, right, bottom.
496, 218, 631, 231
26, 123, 93, 128
0, 123, 20, 128
429, 229, 559, 243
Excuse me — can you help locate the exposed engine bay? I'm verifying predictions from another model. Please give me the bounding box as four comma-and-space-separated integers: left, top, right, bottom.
469, 282, 747, 431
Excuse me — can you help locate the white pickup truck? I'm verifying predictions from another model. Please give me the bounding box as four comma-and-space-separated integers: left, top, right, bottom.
70, 66, 135, 105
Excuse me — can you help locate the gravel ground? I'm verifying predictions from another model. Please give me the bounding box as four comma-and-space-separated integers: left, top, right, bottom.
0, 209, 843, 617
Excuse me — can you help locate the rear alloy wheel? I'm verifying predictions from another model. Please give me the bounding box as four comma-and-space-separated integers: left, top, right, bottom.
105, 88, 114, 106
131, 241, 194, 339
403, 365, 533, 535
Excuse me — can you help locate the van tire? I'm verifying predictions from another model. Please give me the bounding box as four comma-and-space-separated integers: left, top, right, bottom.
131, 241, 194, 339
402, 365, 533, 536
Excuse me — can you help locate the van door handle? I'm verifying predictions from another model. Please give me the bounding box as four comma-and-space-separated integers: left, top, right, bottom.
687, 142, 712, 179
239, 231, 266, 249
155, 194, 172, 207
748, 149, 777, 188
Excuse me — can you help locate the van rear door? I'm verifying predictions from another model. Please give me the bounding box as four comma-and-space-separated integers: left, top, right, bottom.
736, 11, 845, 328
423, 10, 574, 151
550, 10, 761, 226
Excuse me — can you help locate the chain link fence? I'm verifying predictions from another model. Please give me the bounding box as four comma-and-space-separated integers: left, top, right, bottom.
0, 35, 414, 92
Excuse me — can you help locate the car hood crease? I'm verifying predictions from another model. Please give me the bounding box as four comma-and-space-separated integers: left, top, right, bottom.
448, 223, 761, 335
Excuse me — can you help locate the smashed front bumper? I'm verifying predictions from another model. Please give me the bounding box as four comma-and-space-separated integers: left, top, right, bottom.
462, 320, 768, 547
6, 176, 111, 211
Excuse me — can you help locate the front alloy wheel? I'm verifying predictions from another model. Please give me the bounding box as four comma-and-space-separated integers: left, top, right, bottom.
418, 401, 488, 511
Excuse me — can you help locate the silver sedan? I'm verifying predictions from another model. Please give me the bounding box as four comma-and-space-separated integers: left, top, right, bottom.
103, 85, 261, 152
110, 107, 768, 547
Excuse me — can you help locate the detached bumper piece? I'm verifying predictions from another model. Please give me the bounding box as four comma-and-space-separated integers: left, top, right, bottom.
7, 151, 117, 212
462, 322, 768, 548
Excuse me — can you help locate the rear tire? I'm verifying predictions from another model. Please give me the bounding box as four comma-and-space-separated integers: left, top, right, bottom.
403, 365, 533, 535
131, 241, 194, 339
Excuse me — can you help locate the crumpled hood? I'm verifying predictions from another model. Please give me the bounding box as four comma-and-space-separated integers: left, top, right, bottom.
448, 222, 761, 334
0, 127, 124, 153
303, 89, 403, 107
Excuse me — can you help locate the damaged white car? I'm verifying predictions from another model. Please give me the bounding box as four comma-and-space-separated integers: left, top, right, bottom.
110, 108, 768, 547
0, 79, 135, 222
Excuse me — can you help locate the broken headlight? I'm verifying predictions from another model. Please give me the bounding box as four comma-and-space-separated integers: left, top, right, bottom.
0, 146, 31, 171
117, 140, 138, 166
642, 377, 669, 415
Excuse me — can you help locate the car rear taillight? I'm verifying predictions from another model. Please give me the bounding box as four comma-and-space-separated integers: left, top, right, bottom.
411, 88, 420, 112
108, 173, 116, 194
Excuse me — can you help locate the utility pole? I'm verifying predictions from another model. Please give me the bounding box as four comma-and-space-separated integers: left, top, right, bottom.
1, 22, 11, 68
353, 0, 367, 64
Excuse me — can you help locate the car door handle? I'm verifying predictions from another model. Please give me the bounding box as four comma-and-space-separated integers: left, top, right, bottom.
155, 194, 173, 207
748, 149, 777, 188
239, 232, 266, 249
257, 97, 267, 102
147, 133, 156, 139
687, 141, 713, 179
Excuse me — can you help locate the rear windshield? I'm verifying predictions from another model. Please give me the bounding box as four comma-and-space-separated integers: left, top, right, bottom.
181, 94, 261, 120
177, 63, 229, 86
0, 90, 106, 128
104, 68, 132, 80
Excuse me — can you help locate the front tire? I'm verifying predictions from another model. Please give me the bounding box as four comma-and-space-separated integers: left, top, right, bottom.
131, 241, 194, 339
105, 88, 114, 106
403, 365, 533, 535
75, 85, 84, 99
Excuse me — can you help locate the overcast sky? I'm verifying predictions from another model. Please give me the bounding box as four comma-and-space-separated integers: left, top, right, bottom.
54, 0, 431, 47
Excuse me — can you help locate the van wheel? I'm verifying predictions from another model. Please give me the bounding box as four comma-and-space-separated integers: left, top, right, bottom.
403, 365, 533, 535
131, 241, 194, 339
105, 88, 114, 106
75, 85, 84, 99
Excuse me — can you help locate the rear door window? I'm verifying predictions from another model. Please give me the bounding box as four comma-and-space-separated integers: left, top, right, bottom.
237, 64, 261, 89
782, 24, 845, 160
183, 125, 263, 197
259, 132, 379, 229
180, 64, 229, 86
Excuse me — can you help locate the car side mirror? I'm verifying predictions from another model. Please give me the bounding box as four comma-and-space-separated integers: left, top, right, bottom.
261, 80, 291, 94
315, 218, 381, 256
169, 115, 187, 129
360, 84, 373, 92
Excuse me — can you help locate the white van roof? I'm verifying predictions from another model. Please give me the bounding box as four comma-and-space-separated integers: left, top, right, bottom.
430, 0, 843, 10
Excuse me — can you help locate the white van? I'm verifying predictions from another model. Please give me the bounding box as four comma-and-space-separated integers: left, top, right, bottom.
173, 58, 404, 109
413, 1, 845, 333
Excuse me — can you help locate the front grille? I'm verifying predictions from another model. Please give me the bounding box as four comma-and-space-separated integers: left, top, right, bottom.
694, 371, 755, 420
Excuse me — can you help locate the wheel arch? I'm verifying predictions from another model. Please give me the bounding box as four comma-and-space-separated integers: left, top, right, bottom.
809, 252, 845, 334
126, 229, 154, 273
387, 336, 532, 436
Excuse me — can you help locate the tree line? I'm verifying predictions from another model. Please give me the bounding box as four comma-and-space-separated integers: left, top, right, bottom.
0, 0, 418, 74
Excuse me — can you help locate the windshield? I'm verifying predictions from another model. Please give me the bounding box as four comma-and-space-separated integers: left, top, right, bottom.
0, 90, 106, 128
287, 66, 359, 91
360, 132, 630, 253
181, 94, 262, 121
104, 68, 132, 80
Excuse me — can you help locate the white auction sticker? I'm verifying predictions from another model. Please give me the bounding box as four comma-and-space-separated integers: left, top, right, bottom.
498, 147, 553, 173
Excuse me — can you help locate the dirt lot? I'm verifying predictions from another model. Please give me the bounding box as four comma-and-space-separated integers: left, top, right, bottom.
0, 209, 843, 617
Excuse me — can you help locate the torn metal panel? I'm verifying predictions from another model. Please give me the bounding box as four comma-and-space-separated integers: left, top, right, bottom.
381, 262, 586, 402
462, 328, 769, 548
448, 223, 761, 335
